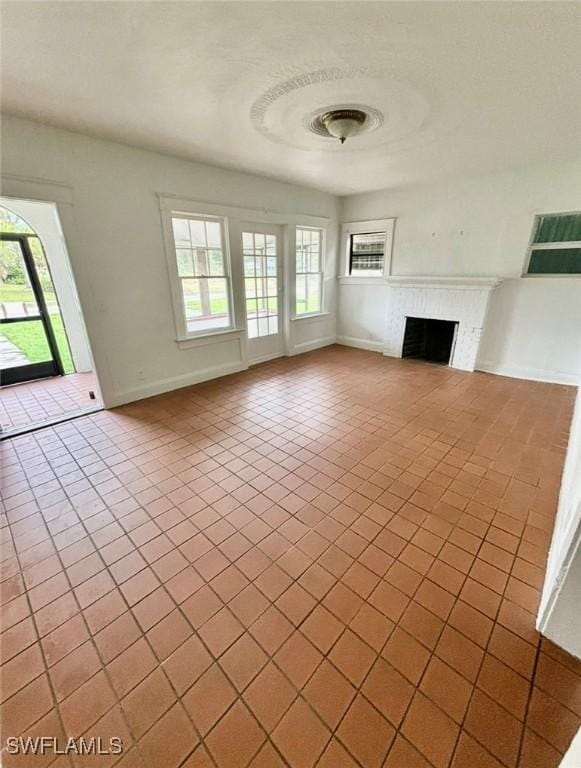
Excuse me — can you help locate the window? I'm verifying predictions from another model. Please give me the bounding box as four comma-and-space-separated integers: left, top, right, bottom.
349, 232, 385, 275
525, 213, 581, 275
295, 227, 323, 315
341, 219, 395, 278
171, 215, 232, 334
243, 231, 279, 338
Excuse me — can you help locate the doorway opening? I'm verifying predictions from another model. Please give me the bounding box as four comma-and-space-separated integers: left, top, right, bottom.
0, 199, 102, 436
402, 317, 458, 365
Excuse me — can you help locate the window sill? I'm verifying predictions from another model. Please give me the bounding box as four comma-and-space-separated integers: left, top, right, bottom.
292, 311, 331, 322
176, 327, 244, 349
522, 273, 581, 279
338, 275, 388, 285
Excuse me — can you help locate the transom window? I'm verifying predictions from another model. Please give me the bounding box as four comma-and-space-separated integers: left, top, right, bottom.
171, 215, 232, 334
243, 231, 278, 338
295, 227, 323, 315
525, 213, 581, 275
349, 232, 385, 275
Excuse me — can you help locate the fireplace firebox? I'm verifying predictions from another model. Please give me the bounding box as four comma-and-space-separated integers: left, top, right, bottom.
402, 317, 458, 365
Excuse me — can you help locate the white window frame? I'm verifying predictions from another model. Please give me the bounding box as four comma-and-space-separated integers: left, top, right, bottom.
523, 211, 581, 278
162, 209, 235, 340
339, 218, 395, 283
294, 225, 325, 318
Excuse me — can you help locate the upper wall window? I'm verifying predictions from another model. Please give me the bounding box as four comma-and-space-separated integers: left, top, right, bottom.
342, 219, 395, 278
349, 232, 385, 275
296, 227, 323, 315
525, 213, 581, 275
171, 215, 232, 334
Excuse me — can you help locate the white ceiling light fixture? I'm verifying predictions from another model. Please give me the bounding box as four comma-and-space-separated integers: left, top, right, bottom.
321, 108, 367, 144
308, 105, 383, 146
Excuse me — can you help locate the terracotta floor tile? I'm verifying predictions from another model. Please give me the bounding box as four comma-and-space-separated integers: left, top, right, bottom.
2, 348, 579, 768
300, 604, 344, 654
274, 631, 323, 688
402, 691, 460, 768
399, 599, 444, 650
302, 658, 355, 729
138, 702, 199, 767
328, 628, 375, 686
477, 653, 529, 720
205, 701, 266, 767
272, 697, 331, 767
183, 663, 237, 735
162, 635, 212, 695
382, 626, 430, 684
384, 735, 433, 768
348, 602, 394, 651
420, 656, 472, 723
451, 733, 505, 768
464, 689, 522, 767
519, 727, 562, 768
336, 693, 395, 768
243, 661, 297, 731
436, 626, 484, 683
526, 685, 580, 753
220, 633, 268, 692
361, 657, 414, 727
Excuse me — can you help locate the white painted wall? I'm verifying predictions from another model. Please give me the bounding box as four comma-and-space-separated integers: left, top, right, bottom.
538, 384, 581, 659
338, 159, 581, 384
0, 116, 339, 406
0, 197, 94, 373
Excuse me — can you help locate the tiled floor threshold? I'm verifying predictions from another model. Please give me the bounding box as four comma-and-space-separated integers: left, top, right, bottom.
1, 345, 579, 768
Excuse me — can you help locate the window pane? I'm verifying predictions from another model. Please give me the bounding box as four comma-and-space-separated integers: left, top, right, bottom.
534, 214, 581, 244
182, 278, 202, 319
242, 232, 254, 252
205, 221, 222, 248
189, 219, 206, 247
266, 257, 277, 276
307, 274, 322, 313
172, 218, 191, 248
244, 255, 255, 276
528, 248, 581, 274
0, 240, 39, 315
295, 274, 307, 315
350, 232, 385, 274
267, 277, 277, 296
0, 319, 52, 370
208, 250, 225, 276
176, 249, 194, 276
244, 277, 256, 298
247, 319, 258, 339
246, 299, 257, 318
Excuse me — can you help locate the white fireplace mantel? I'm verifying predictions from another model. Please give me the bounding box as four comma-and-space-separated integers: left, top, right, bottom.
384, 276, 502, 290
384, 275, 502, 371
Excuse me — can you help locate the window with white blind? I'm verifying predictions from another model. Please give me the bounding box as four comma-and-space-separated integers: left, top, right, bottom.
170, 215, 232, 335
295, 227, 323, 315
525, 213, 581, 275
341, 218, 395, 278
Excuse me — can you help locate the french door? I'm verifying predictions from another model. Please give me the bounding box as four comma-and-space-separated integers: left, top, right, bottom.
0, 234, 64, 386
241, 223, 285, 364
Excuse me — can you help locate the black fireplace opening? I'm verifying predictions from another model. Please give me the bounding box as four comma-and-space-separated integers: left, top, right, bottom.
402, 317, 458, 365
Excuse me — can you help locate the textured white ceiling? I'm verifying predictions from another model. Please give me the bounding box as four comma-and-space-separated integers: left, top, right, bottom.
1, 1, 580, 194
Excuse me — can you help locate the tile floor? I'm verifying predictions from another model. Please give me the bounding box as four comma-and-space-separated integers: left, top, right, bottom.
1, 346, 580, 768
0, 372, 101, 435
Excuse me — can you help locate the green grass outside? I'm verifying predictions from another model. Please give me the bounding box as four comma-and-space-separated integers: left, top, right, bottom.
0, 283, 56, 304
1, 313, 74, 374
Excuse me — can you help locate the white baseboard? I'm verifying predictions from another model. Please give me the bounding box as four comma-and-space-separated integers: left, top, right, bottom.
110, 361, 248, 407
289, 336, 336, 356
249, 351, 285, 366
476, 361, 579, 386
336, 335, 384, 353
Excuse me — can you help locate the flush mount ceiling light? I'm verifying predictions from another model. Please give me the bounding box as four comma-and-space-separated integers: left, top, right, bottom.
308, 106, 383, 145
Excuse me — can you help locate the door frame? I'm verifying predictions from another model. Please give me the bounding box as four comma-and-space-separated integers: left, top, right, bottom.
1, 232, 64, 386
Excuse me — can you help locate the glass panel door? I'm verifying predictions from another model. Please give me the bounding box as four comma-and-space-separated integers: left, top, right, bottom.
0, 235, 64, 386
241, 224, 284, 364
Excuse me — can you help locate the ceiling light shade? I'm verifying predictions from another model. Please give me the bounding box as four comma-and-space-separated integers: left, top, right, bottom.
321, 109, 367, 144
